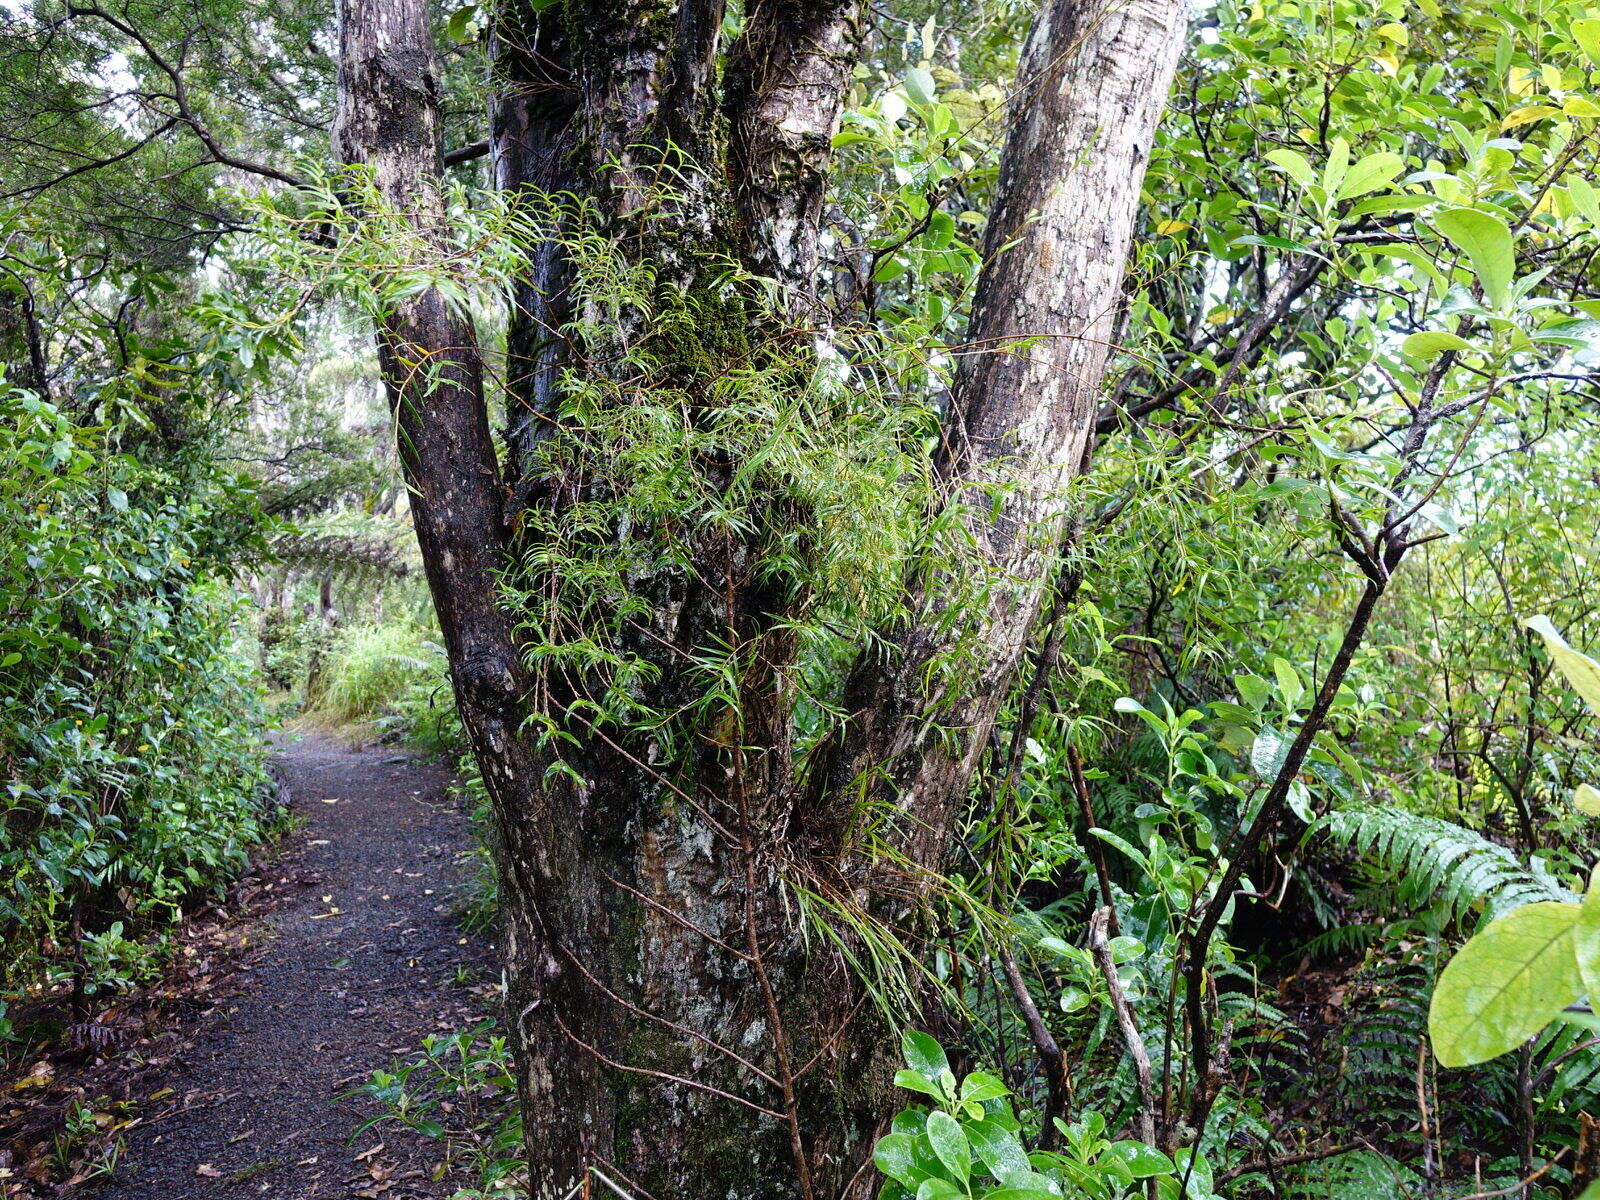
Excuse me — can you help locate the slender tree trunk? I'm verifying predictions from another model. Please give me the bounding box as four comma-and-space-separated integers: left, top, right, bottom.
0, 285, 49, 400
335, 1, 1187, 1195
806, 0, 1189, 883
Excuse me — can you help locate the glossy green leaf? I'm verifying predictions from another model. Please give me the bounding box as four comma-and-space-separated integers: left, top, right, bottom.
902, 1030, 949, 1079
1107, 1140, 1176, 1178
894, 1069, 946, 1100
925, 1111, 970, 1182
967, 1118, 1031, 1182
1429, 900, 1583, 1066
874, 1133, 922, 1187
959, 1072, 1010, 1104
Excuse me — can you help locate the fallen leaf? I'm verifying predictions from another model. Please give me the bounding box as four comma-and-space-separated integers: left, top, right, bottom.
196, 1164, 223, 1177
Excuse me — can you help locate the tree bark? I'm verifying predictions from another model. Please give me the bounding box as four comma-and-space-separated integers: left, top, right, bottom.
332, 1, 604, 1191
335, 0, 1188, 1195
806, 0, 1190, 885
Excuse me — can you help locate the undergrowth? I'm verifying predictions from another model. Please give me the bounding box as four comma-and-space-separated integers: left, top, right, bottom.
0, 389, 276, 1013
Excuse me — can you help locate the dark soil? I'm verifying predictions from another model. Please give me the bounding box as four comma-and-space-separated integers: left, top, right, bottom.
9, 733, 495, 1200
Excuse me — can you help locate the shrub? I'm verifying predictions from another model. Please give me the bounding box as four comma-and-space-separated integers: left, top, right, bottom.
0, 389, 274, 996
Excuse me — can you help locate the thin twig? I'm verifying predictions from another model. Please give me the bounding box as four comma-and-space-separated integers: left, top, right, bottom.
998, 939, 1070, 1143
1089, 906, 1158, 1148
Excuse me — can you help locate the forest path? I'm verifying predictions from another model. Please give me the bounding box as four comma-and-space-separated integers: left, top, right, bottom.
101, 732, 492, 1200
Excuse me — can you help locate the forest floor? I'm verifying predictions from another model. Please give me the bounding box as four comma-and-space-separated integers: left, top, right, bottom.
2, 733, 495, 1200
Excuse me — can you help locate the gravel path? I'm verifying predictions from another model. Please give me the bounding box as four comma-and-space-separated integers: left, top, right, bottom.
99, 732, 492, 1200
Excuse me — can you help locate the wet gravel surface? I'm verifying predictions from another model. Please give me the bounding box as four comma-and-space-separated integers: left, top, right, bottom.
99, 733, 493, 1200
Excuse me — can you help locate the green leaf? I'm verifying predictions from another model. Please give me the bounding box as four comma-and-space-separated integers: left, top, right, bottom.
1106, 1140, 1176, 1178
925, 1111, 971, 1182
1271, 656, 1303, 710
1435, 208, 1516, 312
444, 3, 478, 42
895, 1069, 947, 1100
1570, 176, 1600, 225
1579, 886, 1600, 1012
1252, 727, 1289, 781
902, 1030, 950, 1079
1429, 900, 1583, 1067
904, 67, 937, 106
1235, 673, 1272, 710
874, 257, 908, 283
1574, 17, 1600, 66
1320, 137, 1351, 198
1501, 105, 1561, 130
1059, 986, 1090, 1013
959, 1072, 1011, 1104
1557, 1009, 1600, 1035
1337, 152, 1405, 200
967, 1119, 1031, 1182
1107, 935, 1145, 962
1402, 330, 1474, 358
1348, 193, 1433, 218
1576, 783, 1600, 816
1525, 616, 1600, 716
1263, 148, 1316, 188
874, 1133, 923, 1187
916, 1180, 963, 1200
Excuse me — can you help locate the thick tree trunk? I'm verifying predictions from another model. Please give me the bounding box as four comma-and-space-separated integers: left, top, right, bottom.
332, 1, 605, 1189
335, 1, 1186, 1196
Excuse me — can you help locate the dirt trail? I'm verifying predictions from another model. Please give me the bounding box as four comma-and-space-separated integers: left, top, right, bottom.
101, 732, 492, 1200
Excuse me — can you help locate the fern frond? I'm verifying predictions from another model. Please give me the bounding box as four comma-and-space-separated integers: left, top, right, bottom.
1316, 805, 1576, 924
1300, 922, 1383, 960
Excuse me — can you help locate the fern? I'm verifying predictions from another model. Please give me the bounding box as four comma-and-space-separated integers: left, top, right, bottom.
1316, 805, 1576, 925
1300, 921, 1385, 961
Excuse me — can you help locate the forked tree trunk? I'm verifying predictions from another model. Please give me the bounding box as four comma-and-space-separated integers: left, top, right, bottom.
334, 1, 1186, 1195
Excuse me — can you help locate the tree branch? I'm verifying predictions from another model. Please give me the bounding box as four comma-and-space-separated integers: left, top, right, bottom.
66, 4, 311, 190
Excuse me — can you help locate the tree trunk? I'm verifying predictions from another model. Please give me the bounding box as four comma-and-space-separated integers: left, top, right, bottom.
806, 0, 1189, 882
334, 1, 1187, 1195
0, 285, 50, 400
